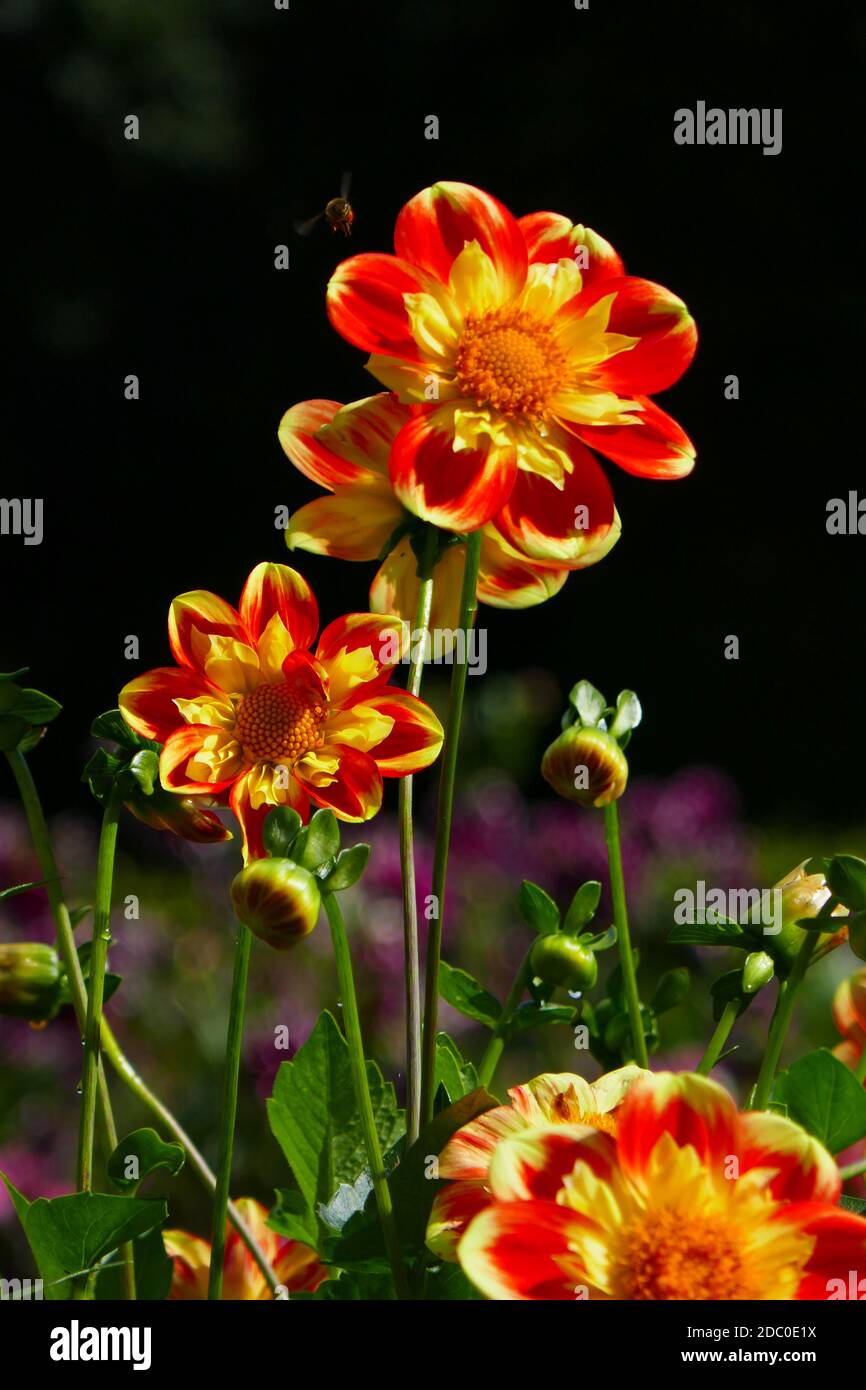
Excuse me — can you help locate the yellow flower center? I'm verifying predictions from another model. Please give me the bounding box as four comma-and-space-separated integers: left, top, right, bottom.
611, 1208, 752, 1300
455, 308, 567, 422
549, 1090, 618, 1136
234, 683, 325, 767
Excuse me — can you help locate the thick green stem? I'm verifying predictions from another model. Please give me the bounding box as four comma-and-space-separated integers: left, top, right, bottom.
751, 936, 816, 1110
478, 947, 534, 1090
5, 749, 134, 1300
77, 784, 122, 1194
207, 922, 253, 1300
398, 534, 436, 1147
696, 999, 740, 1076
419, 531, 482, 1126
101, 1019, 279, 1294
323, 891, 407, 1298
602, 802, 647, 1068
839, 1154, 866, 1183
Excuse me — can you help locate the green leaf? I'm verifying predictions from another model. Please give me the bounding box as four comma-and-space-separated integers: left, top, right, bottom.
292, 808, 340, 871
267, 1011, 404, 1220
296, 1270, 397, 1300
438, 961, 502, 1029
825, 854, 866, 913
425, 1262, 484, 1300
10, 689, 62, 725
434, 1032, 479, 1102
0, 668, 29, 684
582, 925, 617, 952
0, 878, 55, 901
319, 844, 370, 892
390, 1089, 498, 1248
563, 881, 601, 934
668, 920, 747, 948
518, 880, 560, 936
91, 709, 157, 751
652, 967, 690, 1014
772, 1050, 866, 1154
69, 905, 92, 928
0, 1178, 167, 1299
840, 1195, 866, 1216
568, 679, 606, 727
107, 1128, 185, 1193
126, 749, 160, 796
509, 1001, 577, 1033
263, 806, 304, 859
710, 969, 750, 1021
267, 1188, 321, 1248
94, 1227, 173, 1301
609, 690, 642, 741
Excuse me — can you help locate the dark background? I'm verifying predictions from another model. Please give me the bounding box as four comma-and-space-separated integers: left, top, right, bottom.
2, 0, 863, 825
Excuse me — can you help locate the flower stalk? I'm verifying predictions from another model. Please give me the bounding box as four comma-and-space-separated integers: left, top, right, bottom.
477, 946, 534, 1090
602, 802, 648, 1068
751, 933, 816, 1110
323, 890, 407, 1298
696, 998, 740, 1076
419, 531, 482, 1126
207, 921, 253, 1300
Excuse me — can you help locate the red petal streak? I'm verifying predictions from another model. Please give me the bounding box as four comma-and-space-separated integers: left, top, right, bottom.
390, 406, 518, 531
160, 726, 239, 796
565, 276, 697, 395
327, 253, 434, 358
168, 591, 249, 672
359, 690, 443, 775
518, 212, 624, 285
278, 399, 370, 489
239, 562, 319, 650
569, 395, 695, 479
119, 666, 218, 743
394, 182, 528, 300
295, 743, 383, 822
494, 439, 614, 566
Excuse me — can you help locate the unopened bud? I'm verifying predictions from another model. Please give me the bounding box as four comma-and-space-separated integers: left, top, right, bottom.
742, 950, 774, 994
0, 943, 62, 1022
230, 858, 321, 950
769, 862, 849, 972
127, 787, 232, 844
541, 726, 628, 808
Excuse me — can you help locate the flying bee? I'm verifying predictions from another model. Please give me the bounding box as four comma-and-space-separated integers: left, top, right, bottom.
294, 172, 354, 238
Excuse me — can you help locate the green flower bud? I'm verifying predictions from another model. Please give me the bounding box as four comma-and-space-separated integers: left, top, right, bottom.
530, 933, 598, 991
742, 950, 775, 994
230, 858, 321, 951
541, 726, 628, 808
765, 862, 849, 973
0, 943, 62, 1022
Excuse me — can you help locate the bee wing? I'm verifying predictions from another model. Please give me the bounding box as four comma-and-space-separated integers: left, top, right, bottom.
340, 170, 352, 201
294, 211, 324, 236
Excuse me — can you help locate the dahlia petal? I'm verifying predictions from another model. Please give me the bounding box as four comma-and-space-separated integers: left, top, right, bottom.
327, 253, 435, 358
439, 1104, 530, 1181
351, 690, 443, 774
160, 725, 242, 795
569, 275, 698, 394
190, 633, 261, 697
278, 399, 367, 489
316, 612, 408, 707
488, 1124, 616, 1202
494, 433, 615, 566
239, 562, 319, 651
394, 181, 527, 301
370, 537, 466, 629
569, 396, 695, 479
229, 771, 309, 862
169, 590, 249, 673
518, 212, 625, 285
616, 1072, 739, 1185
477, 528, 570, 609
458, 1199, 587, 1301
390, 404, 518, 531
294, 742, 383, 822
738, 1112, 842, 1204
426, 1181, 492, 1262
784, 1203, 866, 1299
119, 666, 218, 743
366, 354, 463, 405
315, 393, 409, 477
286, 480, 404, 562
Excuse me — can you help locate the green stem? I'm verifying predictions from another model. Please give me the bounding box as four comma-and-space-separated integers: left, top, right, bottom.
207, 922, 253, 1300
477, 947, 534, 1090
602, 802, 647, 1068
856, 1049, 866, 1086
419, 531, 482, 1126
398, 532, 437, 1147
5, 749, 134, 1301
751, 935, 816, 1110
839, 1154, 866, 1183
101, 1019, 279, 1294
323, 891, 408, 1298
696, 999, 740, 1076
77, 784, 122, 1194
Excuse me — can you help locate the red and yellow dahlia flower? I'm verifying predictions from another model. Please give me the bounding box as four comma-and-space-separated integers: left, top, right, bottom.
325, 181, 696, 537
164, 1197, 326, 1300
427, 1067, 643, 1258
435, 1071, 866, 1300
279, 393, 620, 625
833, 968, 866, 1073
119, 562, 443, 859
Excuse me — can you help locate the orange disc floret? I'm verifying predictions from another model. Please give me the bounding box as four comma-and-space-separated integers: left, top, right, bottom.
234, 683, 325, 767
455, 308, 567, 423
